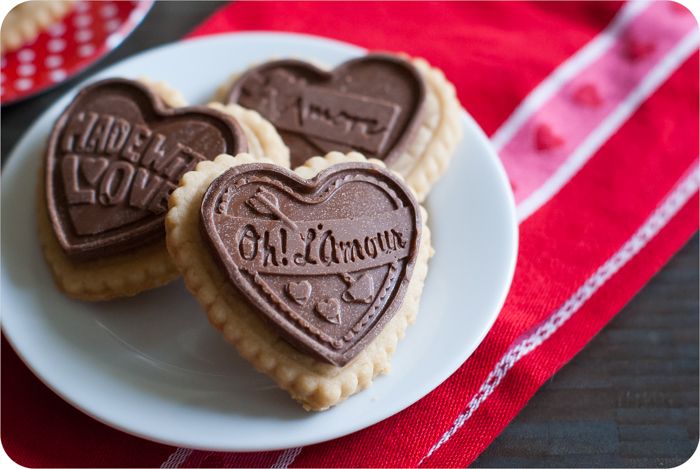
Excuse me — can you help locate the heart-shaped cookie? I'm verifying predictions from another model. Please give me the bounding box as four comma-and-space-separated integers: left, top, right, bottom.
167, 152, 432, 410
45, 78, 248, 261
225, 54, 426, 169
200, 161, 422, 366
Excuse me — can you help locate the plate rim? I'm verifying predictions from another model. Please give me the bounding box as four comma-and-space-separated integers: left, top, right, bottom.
1, 30, 518, 451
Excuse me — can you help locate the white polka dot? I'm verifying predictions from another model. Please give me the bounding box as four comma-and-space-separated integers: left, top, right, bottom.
45, 55, 63, 68
78, 43, 95, 57
100, 3, 118, 18
17, 64, 35, 77
105, 18, 121, 32
0, 73, 5, 83
17, 49, 35, 62
50, 69, 67, 82
73, 14, 92, 28
75, 2, 90, 13
48, 22, 66, 36
0, 86, 4, 95
106, 32, 124, 48
75, 29, 93, 42
15, 78, 33, 90
47, 39, 66, 52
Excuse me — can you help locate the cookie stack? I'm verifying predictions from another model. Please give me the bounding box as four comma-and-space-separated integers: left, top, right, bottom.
39, 53, 462, 410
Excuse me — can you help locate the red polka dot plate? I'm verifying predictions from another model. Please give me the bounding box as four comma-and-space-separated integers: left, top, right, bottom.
1, 0, 153, 105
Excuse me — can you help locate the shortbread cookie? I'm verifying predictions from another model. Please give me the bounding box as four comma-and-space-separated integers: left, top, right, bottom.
166, 152, 433, 410
212, 57, 328, 103
135, 87, 291, 168
207, 102, 290, 168
219, 53, 463, 201
1, 1, 74, 53
137, 77, 188, 108
39, 77, 287, 301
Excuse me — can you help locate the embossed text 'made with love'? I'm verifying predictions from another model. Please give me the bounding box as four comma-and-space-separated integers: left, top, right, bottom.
60, 109, 206, 218
46, 79, 247, 260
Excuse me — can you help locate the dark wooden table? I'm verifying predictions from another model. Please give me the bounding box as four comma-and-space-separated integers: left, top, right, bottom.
473, 235, 699, 468
2, 2, 697, 466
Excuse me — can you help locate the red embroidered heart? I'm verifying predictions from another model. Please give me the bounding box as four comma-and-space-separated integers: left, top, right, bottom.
535, 124, 564, 151
226, 54, 426, 168
572, 83, 603, 107
624, 38, 656, 61
669, 2, 690, 14
201, 162, 422, 366
45, 78, 247, 261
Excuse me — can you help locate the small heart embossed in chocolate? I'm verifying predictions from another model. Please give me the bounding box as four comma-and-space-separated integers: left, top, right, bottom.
287, 280, 312, 305
316, 298, 342, 325
226, 54, 426, 168
201, 162, 421, 366
46, 78, 248, 261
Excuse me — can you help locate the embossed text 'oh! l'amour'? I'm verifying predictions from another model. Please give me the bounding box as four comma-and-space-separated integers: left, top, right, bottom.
215, 207, 412, 275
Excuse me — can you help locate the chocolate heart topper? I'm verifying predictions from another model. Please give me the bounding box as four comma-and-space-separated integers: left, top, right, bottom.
226, 54, 427, 168
201, 162, 422, 366
46, 78, 248, 261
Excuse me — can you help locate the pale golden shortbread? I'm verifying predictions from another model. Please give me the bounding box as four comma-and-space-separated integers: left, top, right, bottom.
38, 80, 289, 301
215, 54, 463, 201
399, 55, 463, 202
138, 79, 291, 169
137, 77, 188, 108
1, 1, 75, 53
166, 151, 433, 410
207, 102, 290, 168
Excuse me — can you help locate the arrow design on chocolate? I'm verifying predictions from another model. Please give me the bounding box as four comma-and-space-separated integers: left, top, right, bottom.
247, 187, 299, 231
217, 187, 235, 215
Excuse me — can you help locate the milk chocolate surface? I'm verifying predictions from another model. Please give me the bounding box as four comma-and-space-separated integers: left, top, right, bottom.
226, 54, 426, 168
46, 78, 248, 261
200, 162, 421, 366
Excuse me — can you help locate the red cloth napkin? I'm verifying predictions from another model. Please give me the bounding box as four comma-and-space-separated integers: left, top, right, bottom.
3, 1, 698, 467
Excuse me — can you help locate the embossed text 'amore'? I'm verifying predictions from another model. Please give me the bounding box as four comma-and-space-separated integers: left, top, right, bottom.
272, 85, 400, 155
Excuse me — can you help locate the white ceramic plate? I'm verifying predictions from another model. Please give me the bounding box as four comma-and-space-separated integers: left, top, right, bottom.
1, 32, 517, 451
